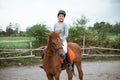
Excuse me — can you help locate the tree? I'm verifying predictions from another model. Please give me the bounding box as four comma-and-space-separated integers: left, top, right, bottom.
0, 29, 6, 36
73, 15, 89, 28
68, 15, 89, 52
68, 26, 84, 46
113, 22, 120, 34
92, 22, 113, 34
75, 15, 89, 53
14, 23, 20, 36
6, 22, 14, 36
26, 23, 50, 47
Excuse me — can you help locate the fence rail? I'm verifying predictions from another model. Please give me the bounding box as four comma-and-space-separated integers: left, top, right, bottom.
0, 40, 120, 61
89, 46, 120, 51
0, 40, 35, 61
0, 40, 34, 43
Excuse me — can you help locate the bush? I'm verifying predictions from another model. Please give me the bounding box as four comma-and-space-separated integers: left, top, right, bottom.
111, 35, 120, 48
26, 24, 50, 47
68, 26, 84, 46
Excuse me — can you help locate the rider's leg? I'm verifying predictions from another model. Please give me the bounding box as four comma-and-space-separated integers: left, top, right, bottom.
63, 41, 73, 71
64, 52, 73, 71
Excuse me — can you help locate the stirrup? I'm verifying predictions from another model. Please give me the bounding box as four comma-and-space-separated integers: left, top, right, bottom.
67, 63, 73, 71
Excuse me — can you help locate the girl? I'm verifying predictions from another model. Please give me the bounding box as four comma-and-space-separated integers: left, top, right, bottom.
54, 10, 72, 70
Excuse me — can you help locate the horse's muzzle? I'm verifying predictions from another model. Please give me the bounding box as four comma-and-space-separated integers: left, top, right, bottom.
56, 51, 65, 60
59, 54, 65, 60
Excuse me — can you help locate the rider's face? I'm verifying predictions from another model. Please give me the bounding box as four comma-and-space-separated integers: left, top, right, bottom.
58, 14, 65, 22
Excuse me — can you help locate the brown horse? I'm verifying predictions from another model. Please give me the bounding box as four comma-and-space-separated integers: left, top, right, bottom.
42, 31, 83, 80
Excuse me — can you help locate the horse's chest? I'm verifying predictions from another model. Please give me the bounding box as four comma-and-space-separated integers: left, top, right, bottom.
43, 56, 61, 71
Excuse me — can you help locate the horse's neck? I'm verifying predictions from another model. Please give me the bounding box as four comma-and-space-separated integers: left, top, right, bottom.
44, 43, 60, 67
46, 43, 54, 55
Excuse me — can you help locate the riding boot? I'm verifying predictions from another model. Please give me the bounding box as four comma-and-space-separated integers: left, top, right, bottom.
65, 53, 73, 71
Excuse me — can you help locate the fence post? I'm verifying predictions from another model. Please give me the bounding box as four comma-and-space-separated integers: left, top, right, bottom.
30, 41, 33, 56
83, 35, 85, 54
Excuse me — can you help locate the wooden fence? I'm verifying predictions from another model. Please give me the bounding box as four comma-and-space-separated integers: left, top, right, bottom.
0, 40, 36, 61
0, 40, 120, 61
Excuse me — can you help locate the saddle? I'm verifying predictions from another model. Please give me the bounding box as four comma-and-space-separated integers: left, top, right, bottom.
60, 48, 75, 64
41, 46, 75, 64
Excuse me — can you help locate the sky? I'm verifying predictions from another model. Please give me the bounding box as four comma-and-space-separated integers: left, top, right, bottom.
0, 0, 120, 31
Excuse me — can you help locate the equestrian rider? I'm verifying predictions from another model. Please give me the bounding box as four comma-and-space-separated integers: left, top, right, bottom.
54, 10, 72, 70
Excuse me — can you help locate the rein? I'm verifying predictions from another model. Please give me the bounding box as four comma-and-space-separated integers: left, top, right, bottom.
45, 52, 56, 57
50, 42, 63, 53
44, 46, 63, 57
45, 36, 64, 58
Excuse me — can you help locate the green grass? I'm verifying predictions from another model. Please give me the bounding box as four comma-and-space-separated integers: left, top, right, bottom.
0, 37, 42, 67
108, 35, 119, 41
0, 42, 29, 49
0, 37, 35, 49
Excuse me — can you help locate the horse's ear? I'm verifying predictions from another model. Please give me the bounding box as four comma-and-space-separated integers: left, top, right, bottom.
46, 32, 51, 37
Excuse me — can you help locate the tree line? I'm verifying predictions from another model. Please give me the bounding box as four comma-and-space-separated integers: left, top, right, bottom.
0, 16, 120, 49
0, 22, 25, 36
68, 16, 120, 49
0, 21, 119, 37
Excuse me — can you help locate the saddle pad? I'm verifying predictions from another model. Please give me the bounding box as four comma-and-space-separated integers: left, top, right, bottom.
60, 48, 75, 64
68, 48, 75, 62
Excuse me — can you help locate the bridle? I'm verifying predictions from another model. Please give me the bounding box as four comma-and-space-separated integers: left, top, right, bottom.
49, 40, 65, 59
50, 41, 63, 53
44, 40, 64, 57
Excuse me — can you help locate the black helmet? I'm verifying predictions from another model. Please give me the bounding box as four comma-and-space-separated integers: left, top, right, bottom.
57, 10, 66, 17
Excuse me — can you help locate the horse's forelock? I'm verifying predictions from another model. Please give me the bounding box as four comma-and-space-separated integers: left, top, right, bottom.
51, 32, 59, 38
47, 32, 57, 42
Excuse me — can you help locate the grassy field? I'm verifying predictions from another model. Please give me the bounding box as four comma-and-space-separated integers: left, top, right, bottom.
0, 37, 35, 49
0, 37, 42, 67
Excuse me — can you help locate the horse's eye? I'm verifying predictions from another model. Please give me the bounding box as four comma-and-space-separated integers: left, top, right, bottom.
51, 42, 56, 46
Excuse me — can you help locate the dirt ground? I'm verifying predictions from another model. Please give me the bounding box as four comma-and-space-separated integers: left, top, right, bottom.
0, 61, 120, 80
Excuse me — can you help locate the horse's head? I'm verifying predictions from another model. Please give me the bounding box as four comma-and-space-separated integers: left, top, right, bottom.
47, 31, 65, 59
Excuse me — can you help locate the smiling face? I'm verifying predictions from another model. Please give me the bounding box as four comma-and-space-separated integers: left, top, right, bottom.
58, 14, 65, 22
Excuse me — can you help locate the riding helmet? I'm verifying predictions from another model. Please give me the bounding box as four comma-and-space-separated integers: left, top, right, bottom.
57, 10, 66, 17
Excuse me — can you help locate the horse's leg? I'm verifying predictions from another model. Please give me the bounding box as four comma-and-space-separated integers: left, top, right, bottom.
54, 72, 60, 80
66, 69, 73, 80
46, 73, 54, 80
75, 62, 83, 80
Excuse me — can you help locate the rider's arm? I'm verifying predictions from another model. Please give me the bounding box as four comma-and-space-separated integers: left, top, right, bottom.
62, 24, 68, 40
